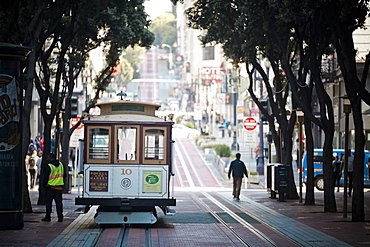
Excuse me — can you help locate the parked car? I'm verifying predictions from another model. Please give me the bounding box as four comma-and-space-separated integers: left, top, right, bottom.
172, 124, 200, 139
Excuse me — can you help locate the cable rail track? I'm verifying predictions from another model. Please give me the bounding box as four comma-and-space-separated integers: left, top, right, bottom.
191, 191, 279, 247
92, 224, 152, 247
212, 192, 305, 247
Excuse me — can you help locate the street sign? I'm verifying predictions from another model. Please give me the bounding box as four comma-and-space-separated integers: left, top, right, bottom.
217, 93, 225, 103
71, 116, 84, 130
194, 103, 202, 112
243, 117, 257, 131
70, 117, 84, 147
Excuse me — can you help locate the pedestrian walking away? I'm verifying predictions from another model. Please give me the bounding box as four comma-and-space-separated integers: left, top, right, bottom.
42, 153, 66, 222
228, 153, 248, 200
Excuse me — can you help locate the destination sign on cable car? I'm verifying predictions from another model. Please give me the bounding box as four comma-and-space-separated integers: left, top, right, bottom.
89, 171, 108, 192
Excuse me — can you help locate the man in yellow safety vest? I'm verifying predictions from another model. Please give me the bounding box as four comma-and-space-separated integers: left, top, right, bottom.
41, 153, 65, 222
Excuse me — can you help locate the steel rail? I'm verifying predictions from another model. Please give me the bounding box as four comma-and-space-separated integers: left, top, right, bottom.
215, 192, 304, 247
189, 192, 252, 247
202, 192, 280, 247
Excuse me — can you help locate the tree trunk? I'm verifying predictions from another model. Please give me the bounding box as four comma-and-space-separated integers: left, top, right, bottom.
37, 120, 52, 205
332, 28, 366, 222
22, 166, 33, 213
322, 131, 336, 212
304, 117, 315, 205
346, 73, 365, 221
61, 113, 71, 194
351, 100, 365, 221
282, 126, 299, 199
22, 48, 36, 213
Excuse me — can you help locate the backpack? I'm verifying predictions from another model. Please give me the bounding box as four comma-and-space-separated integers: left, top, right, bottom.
29, 157, 36, 169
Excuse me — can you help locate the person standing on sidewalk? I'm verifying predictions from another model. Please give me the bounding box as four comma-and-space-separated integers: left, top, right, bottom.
347, 151, 354, 197
36, 150, 43, 185
332, 156, 342, 192
28, 149, 38, 189
42, 153, 65, 222
228, 153, 248, 200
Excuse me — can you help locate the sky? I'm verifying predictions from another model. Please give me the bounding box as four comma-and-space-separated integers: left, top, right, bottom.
144, 0, 173, 20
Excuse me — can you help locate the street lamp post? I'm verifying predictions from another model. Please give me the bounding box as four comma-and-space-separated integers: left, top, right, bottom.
161, 44, 173, 71
230, 65, 239, 151
232, 82, 239, 151
267, 132, 272, 163
256, 60, 271, 175
342, 95, 351, 218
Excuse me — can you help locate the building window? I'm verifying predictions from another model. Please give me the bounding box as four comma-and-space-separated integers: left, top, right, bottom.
203, 46, 215, 60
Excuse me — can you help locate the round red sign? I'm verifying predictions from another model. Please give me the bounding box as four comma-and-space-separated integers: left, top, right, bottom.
243, 117, 257, 131
71, 117, 84, 130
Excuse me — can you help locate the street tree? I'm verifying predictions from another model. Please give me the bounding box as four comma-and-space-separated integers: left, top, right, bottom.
0, 0, 154, 209
1, 0, 76, 212
122, 45, 148, 79
322, 0, 370, 221
150, 13, 177, 46
183, 0, 307, 199
44, 0, 154, 196
268, 1, 337, 210
112, 57, 135, 91
234, 1, 337, 206
175, 0, 342, 210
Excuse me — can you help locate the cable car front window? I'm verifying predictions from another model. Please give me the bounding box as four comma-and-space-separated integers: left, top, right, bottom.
117, 126, 137, 161
89, 128, 109, 160
144, 129, 165, 160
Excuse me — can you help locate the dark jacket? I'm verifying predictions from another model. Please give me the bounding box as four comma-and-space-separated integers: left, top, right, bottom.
42, 160, 65, 188
228, 158, 248, 178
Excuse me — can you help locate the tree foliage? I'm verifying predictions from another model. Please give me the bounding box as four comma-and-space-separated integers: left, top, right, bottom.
149, 13, 177, 46
0, 0, 154, 211
175, 0, 370, 218
122, 45, 147, 79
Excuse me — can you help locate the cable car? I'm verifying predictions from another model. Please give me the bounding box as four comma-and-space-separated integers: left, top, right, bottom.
75, 98, 176, 224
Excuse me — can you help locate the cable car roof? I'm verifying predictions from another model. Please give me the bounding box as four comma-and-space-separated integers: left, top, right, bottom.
96, 100, 160, 117
85, 113, 170, 123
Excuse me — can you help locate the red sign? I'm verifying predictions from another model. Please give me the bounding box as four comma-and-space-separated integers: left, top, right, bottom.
71, 117, 84, 130
199, 67, 224, 84
194, 103, 202, 112
243, 117, 257, 131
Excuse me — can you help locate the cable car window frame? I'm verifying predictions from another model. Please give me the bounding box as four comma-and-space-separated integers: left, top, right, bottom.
114, 125, 140, 164
86, 126, 111, 163
142, 126, 167, 164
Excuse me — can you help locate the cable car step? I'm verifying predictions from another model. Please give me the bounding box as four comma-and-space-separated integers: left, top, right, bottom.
94, 211, 157, 224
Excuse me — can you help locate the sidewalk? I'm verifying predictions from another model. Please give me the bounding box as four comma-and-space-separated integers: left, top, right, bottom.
244, 188, 370, 246
0, 188, 81, 246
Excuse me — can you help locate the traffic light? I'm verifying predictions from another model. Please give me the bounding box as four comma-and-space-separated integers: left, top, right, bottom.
174, 55, 184, 65
260, 99, 269, 121
71, 96, 78, 118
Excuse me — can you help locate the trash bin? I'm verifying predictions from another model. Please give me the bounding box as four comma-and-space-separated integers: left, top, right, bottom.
267, 164, 275, 199
267, 163, 281, 199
